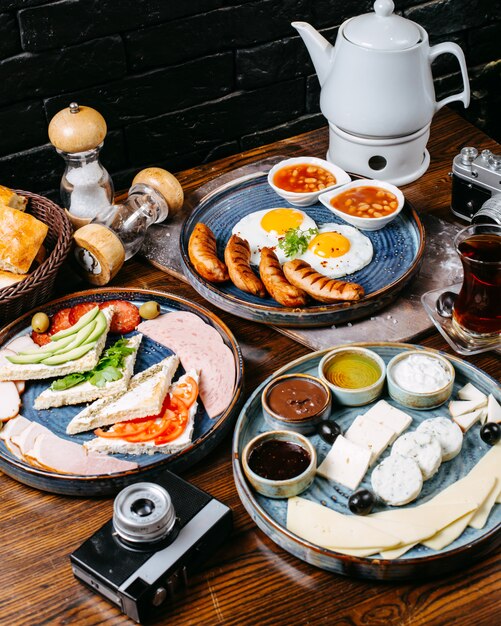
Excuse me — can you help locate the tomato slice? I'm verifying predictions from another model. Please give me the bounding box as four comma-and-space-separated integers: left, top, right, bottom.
154, 420, 186, 444
94, 417, 152, 439
172, 376, 198, 408
122, 414, 174, 442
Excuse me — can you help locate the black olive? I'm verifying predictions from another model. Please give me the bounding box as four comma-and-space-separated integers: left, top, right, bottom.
317, 420, 342, 444
436, 291, 456, 318
480, 422, 501, 446
348, 489, 375, 515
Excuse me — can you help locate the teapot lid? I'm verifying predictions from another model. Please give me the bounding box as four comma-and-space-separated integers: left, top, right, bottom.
344, 0, 421, 50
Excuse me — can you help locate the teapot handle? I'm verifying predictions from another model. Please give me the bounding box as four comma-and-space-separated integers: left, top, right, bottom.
429, 42, 470, 111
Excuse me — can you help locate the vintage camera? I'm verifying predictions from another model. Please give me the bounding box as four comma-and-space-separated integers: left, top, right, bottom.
71, 472, 232, 624
451, 147, 501, 224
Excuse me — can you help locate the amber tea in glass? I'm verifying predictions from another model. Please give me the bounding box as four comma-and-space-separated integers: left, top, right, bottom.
452, 223, 501, 338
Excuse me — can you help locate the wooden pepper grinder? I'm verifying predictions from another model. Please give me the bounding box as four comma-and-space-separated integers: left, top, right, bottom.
48, 102, 114, 228
72, 167, 184, 285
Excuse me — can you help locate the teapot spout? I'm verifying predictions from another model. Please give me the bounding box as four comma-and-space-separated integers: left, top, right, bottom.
292, 21, 334, 86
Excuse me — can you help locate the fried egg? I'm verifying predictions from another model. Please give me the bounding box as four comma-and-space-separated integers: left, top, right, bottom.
299, 223, 373, 278
231, 208, 317, 265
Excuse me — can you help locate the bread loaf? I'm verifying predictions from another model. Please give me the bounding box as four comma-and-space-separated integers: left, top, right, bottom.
0, 185, 27, 212
0, 205, 48, 274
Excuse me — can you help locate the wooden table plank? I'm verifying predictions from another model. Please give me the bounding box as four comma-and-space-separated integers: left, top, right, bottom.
0, 108, 499, 626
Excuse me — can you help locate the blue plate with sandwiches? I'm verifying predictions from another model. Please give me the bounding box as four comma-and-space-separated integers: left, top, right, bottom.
0, 288, 243, 496
180, 173, 425, 327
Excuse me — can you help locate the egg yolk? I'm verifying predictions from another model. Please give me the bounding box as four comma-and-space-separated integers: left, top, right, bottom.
260, 208, 304, 235
308, 232, 351, 258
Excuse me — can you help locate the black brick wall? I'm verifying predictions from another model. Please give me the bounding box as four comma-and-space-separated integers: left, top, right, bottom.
0, 0, 499, 198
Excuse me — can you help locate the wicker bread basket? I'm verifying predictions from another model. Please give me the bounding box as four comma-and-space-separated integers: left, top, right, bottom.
0, 190, 73, 323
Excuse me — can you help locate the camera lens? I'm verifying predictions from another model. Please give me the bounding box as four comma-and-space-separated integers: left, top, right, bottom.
113, 482, 177, 545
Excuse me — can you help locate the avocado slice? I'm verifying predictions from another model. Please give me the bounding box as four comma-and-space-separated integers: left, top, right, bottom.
52, 319, 98, 355
50, 305, 100, 341
83, 311, 107, 344
7, 352, 50, 365
18, 334, 76, 356
41, 341, 96, 365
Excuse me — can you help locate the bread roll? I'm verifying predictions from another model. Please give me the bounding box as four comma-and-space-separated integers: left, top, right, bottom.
0, 206, 48, 274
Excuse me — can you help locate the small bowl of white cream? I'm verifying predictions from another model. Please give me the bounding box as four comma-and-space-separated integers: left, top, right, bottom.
386, 350, 455, 410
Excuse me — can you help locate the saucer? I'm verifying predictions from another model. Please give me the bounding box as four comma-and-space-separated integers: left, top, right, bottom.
421, 283, 501, 355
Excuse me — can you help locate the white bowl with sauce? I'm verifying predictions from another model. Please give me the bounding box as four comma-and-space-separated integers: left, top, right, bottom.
386, 350, 455, 410
319, 179, 405, 230
267, 157, 351, 207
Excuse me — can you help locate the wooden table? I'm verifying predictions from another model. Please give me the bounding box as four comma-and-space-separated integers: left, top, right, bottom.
1, 108, 500, 626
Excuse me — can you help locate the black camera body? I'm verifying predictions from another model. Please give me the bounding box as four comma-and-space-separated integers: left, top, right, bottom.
70, 471, 232, 624
451, 147, 501, 223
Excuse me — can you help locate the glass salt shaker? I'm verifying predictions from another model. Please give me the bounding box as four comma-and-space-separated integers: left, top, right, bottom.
48, 102, 114, 227
72, 167, 184, 285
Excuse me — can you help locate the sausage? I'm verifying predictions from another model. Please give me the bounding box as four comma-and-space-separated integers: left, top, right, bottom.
188, 223, 229, 283
224, 234, 266, 298
282, 259, 364, 303
259, 247, 308, 307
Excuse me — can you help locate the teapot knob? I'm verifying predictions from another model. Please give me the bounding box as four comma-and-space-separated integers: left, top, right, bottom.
374, 0, 395, 17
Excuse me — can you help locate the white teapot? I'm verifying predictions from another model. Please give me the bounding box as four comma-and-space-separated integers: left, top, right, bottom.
293, 0, 470, 138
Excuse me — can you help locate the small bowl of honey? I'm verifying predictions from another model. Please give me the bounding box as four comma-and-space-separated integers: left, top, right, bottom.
319, 179, 404, 231
268, 156, 351, 207
242, 430, 317, 499
318, 347, 386, 406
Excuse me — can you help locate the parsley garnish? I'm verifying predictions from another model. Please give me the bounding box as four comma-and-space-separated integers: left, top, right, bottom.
50, 338, 135, 391
277, 227, 318, 258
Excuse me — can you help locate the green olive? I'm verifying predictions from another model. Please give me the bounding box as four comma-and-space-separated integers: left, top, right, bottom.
32, 312, 50, 333
139, 300, 161, 320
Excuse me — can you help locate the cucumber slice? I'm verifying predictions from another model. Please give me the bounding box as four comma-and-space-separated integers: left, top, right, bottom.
6, 352, 49, 365
82, 311, 107, 344
41, 342, 96, 365
52, 320, 97, 355
50, 305, 100, 340
18, 334, 75, 356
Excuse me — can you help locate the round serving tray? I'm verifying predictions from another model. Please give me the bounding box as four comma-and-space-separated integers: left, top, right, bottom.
180, 174, 425, 327
0, 288, 244, 496
232, 342, 501, 580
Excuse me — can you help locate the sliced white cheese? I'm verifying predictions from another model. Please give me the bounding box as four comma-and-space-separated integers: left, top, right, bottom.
458, 382, 488, 403
469, 477, 499, 530
316, 435, 371, 490
379, 543, 418, 560
479, 406, 489, 425
449, 399, 486, 417
391, 431, 442, 480
286, 497, 401, 550
345, 414, 394, 464
363, 400, 412, 442
452, 408, 483, 432
487, 394, 501, 424
416, 417, 463, 461
371, 454, 423, 506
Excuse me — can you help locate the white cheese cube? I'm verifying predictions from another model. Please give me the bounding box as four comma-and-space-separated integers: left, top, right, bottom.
487, 394, 501, 423
453, 408, 483, 432
479, 406, 489, 425
449, 399, 486, 417
458, 382, 487, 404
345, 414, 394, 464
316, 435, 371, 491
362, 399, 412, 442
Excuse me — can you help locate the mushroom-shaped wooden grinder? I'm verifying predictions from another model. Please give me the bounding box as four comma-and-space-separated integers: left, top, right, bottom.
48, 102, 114, 227
73, 167, 184, 285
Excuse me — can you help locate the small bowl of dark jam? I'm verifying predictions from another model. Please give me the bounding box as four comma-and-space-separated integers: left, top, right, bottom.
242, 430, 317, 498
262, 374, 332, 435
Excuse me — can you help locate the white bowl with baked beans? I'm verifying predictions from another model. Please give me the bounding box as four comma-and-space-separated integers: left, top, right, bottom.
268, 157, 351, 207
319, 179, 405, 231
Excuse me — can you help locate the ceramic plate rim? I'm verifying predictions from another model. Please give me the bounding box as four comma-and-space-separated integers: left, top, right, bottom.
0, 287, 244, 484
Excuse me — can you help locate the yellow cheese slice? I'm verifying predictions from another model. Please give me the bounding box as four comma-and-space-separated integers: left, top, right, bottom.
469, 478, 499, 530
326, 546, 381, 558
380, 543, 418, 560
286, 497, 401, 550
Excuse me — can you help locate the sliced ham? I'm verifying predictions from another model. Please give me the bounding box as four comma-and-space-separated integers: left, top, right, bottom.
1, 346, 30, 393
27, 432, 138, 475
0, 414, 31, 459
14, 381, 25, 394
0, 381, 21, 421
6, 335, 38, 353
138, 311, 236, 418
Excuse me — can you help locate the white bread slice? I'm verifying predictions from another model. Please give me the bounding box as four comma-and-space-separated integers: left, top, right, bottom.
33, 334, 143, 410
66, 354, 179, 435
84, 370, 198, 456
0, 307, 114, 381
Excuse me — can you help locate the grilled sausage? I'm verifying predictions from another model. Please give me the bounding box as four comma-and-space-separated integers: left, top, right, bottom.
283, 259, 364, 303
259, 247, 308, 307
224, 234, 266, 298
188, 223, 229, 283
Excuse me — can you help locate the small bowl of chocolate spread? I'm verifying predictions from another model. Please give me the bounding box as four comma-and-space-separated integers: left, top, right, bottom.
242, 430, 317, 498
262, 373, 332, 435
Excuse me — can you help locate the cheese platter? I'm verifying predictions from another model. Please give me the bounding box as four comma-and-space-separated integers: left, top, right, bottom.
232, 343, 501, 580
0, 288, 244, 496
